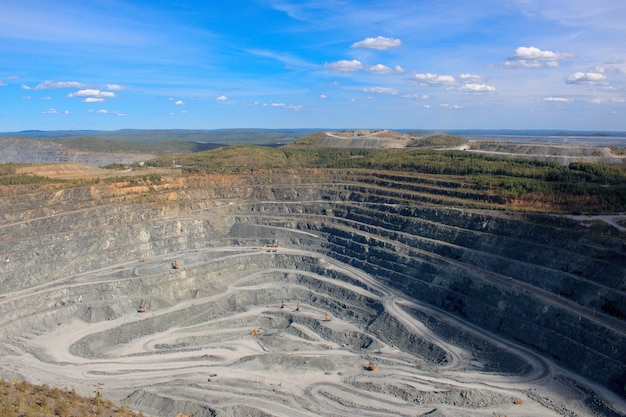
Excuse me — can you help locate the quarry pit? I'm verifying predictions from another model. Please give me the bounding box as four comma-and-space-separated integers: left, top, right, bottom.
0, 166, 625, 417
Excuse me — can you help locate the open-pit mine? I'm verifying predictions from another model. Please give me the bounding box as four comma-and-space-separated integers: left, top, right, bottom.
0, 146, 625, 416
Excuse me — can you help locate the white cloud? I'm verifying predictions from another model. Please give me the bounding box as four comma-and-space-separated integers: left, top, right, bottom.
320, 94, 327, 99
351, 36, 401, 50
366, 64, 405, 74
68, 89, 116, 98
325, 59, 363, 73
590, 97, 625, 104
543, 97, 571, 102
0, 81, 6, 87
440, 103, 462, 109
40, 96, 51, 100
402, 94, 429, 100
414, 72, 456, 86
503, 46, 573, 68
263, 102, 302, 110
175, 100, 184, 105
94, 109, 126, 116
21, 84, 32, 90
106, 84, 125, 91
565, 71, 607, 84
83, 97, 105, 103
363, 87, 398, 95
459, 73, 483, 82
458, 83, 496, 92
366, 64, 393, 74
35, 80, 85, 90
216, 95, 228, 101
41, 108, 70, 114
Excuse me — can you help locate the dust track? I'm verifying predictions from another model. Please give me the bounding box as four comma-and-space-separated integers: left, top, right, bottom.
1, 236, 621, 417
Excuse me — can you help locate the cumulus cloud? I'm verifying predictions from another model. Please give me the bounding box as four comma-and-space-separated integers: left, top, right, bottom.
413, 71, 495, 93
459, 73, 483, 83
503, 46, 573, 68
35, 80, 85, 90
351, 36, 401, 50
543, 97, 571, 102
83, 97, 105, 103
92, 109, 126, 116
363, 87, 398, 95
106, 84, 125, 91
216, 95, 228, 101
565, 71, 607, 84
175, 100, 184, 105
41, 108, 70, 114
440, 103, 462, 109
320, 94, 327, 99
263, 102, 303, 111
366, 64, 393, 74
414, 72, 456, 86
458, 83, 496, 92
325, 59, 363, 73
590, 97, 625, 105
402, 94, 429, 101
365, 64, 404, 75
67, 89, 116, 98
21, 84, 32, 90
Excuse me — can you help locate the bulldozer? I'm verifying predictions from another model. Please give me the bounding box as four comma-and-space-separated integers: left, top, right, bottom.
367, 361, 379, 371
249, 329, 261, 335
138, 304, 147, 313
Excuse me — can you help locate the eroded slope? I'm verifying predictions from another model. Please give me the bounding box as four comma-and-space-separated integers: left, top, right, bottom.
0, 169, 624, 417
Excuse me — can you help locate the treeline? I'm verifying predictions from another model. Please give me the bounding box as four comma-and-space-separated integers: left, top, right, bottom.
148, 146, 626, 213
53, 136, 223, 155
0, 164, 62, 186
407, 134, 467, 148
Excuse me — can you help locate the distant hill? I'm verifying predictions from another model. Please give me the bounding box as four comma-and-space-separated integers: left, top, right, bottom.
290, 130, 467, 149
0, 137, 155, 166
0, 128, 324, 145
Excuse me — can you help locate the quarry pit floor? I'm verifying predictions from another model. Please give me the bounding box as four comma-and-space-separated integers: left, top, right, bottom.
1, 240, 624, 417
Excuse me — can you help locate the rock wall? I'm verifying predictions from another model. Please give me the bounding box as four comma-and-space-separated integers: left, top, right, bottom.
0, 170, 624, 397
0, 138, 154, 165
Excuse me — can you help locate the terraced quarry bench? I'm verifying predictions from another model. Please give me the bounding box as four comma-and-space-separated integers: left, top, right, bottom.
0, 168, 624, 417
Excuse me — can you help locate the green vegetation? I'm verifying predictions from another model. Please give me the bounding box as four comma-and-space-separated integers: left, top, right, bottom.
53, 136, 223, 155
147, 144, 626, 213
0, 379, 143, 417
0, 164, 63, 186
407, 134, 468, 148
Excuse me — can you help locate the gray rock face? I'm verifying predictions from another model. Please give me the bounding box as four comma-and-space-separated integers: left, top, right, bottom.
0, 170, 624, 416
0, 138, 153, 165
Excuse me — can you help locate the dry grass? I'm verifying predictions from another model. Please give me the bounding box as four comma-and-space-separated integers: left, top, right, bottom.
0, 379, 143, 417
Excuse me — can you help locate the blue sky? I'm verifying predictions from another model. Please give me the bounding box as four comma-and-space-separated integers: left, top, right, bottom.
1, 0, 625, 131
